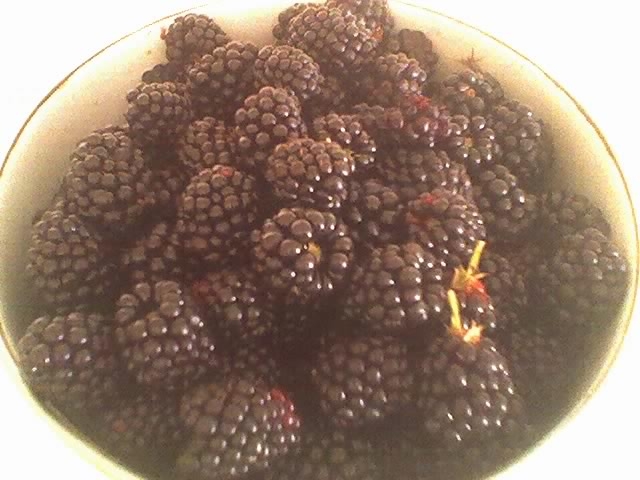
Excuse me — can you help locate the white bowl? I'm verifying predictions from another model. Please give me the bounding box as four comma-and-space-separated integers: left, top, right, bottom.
0, 1, 637, 478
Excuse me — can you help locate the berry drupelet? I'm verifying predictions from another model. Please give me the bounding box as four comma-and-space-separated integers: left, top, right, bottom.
191, 268, 274, 344
471, 164, 538, 244
497, 318, 568, 421
272, 2, 308, 44
177, 116, 236, 175
415, 291, 526, 452
488, 99, 552, 190
534, 227, 628, 326
26, 209, 114, 311
312, 333, 414, 428
234, 86, 307, 171
377, 148, 473, 203
538, 189, 611, 241
358, 53, 428, 108
254, 45, 324, 101
446, 114, 502, 174
125, 82, 193, 147
176, 165, 258, 267
265, 138, 356, 211
326, 0, 395, 33
382, 28, 439, 77
251, 207, 354, 304
440, 68, 504, 117
114, 281, 219, 390
186, 41, 259, 119
345, 242, 447, 333
141, 61, 186, 85
177, 376, 300, 479
17, 312, 119, 411
344, 178, 405, 247
305, 74, 349, 118
163, 14, 230, 65
479, 248, 528, 324
119, 221, 182, 286
97, 392, 185, 468
407, 189, 486, 270
268, 427, 380, 480
283, 5, 380, 74
311, 113, 377, 173
61, 126, 155, 235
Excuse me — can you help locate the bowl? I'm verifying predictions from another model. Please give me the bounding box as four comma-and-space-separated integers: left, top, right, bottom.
0, 1, 637, 478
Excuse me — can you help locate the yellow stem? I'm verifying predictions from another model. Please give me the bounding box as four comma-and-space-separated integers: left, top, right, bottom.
468, 240, 486, 274
448, 290, 462, 333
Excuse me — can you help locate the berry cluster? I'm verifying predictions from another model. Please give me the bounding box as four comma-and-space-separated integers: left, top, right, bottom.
15, 2, 629, 480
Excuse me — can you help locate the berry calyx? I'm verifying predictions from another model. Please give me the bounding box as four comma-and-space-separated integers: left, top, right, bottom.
448, 289, 484, 344
451, 240, 489, 299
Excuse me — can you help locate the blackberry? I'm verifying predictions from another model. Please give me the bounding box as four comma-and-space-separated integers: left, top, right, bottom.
345, 243, 447, 333
382, 28, 439, 77
488, 99, 552, 190
125, 82, 193, 147
479, 249, 528, 324
268, 428, 380, 480
177, 377, 300, 479
271, 303, 328, 357
407, 189, 486, 270
344, 178, 405, 246
141, 61, 186, 84
26, 209, 114, 311
114, 281, 219, 390
440, 68, 504, 117
186, 41, 259, 119
164, 14, 230, 64
326, 0, 395, 33
97, 393, 184, 467
453, 290, 500, 334
498, 319, 567, 419
446, 114, 502, 174
312, 333, 413, 428
538, 189, 611, 241
533, 227, 628, 326
311, 113, 377, 172
17, 312, 119, 410
191, 268, 274, 343
254, 45, 324, 101
283, 5, 379, 74
507, 240, 542, 273
471, 164, 538, 244
415, 291, 524, 452
219, 341, 279, 385
61, 126, 155, 235
357, 53, 428, 107
353, 98, 451, 149
120, 221, 182, 286
149, 154, 189, 217
272, 3, 307, 43
306, 75, 349, 118
234, 86, 307, 171
377, 148, 473, 203
265, 138, 356, 211
251, 207, 354, 303
177, 116, 237, 176
176, 165, 258, 266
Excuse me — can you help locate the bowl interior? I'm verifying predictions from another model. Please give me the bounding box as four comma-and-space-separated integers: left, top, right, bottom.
0, 0, 637, 478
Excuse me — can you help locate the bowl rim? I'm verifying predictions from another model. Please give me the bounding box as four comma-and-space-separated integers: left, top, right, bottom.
1, 0, 638, 478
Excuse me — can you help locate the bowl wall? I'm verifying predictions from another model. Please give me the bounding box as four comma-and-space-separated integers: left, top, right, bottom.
0, 1, 637, 478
